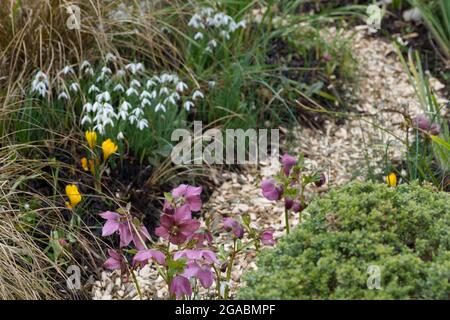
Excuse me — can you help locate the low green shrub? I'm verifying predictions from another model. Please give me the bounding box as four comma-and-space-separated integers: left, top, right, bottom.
238, 182, 450, 299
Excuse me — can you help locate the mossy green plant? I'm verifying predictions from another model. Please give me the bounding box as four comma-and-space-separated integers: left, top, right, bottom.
238, 182, 450, 299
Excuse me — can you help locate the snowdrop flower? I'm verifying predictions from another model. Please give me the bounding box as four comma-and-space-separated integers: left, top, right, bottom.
176, 81, 188, 92
101, 66, 112, 76
105, 53, 117, 62
146, 79, 156, 88
126, 87, 139, 97
192, 90, 204, 100
83, 102, 93, 113
96, 91, 111, 103
208, 81, 216, 88
92, 102, 101, 112
140, 90, 152, 100
120, 101, 131, 111
93, 124, 104, 134
208, 39, 218, 48
133, 108, 144, 117
80, 61, 91, 70
114, 84, 125, 92
116, 69, 126, 78
220, 30, 230, 40
81, 115, 92, 125
184, 100, 194, 111
159, 87, 169, 96
69, 83, 79, 93
155, 103, 166, 112
88, 85, 100, 94
117, 132, 125, 140
128, 115, 137, 124
58, 91, 69, 100
96, 74, 105, 83
31, 71, 49, 98
130, 79, 141, 88
61, 65, 74, 75
85, 67, 94, 76
141, 98, 151, 108
137, 119, 149, 130
194, 32, 203, 40
126, 62, 144, 74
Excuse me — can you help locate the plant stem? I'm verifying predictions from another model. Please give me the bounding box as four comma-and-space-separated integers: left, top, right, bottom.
284, 208, 290, 234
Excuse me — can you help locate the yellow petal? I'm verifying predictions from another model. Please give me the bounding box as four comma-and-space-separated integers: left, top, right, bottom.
85, 131, 97, 149
386, 173, 397, 187
81, 157, 89, 171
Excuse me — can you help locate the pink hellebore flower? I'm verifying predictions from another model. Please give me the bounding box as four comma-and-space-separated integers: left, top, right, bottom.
100, 211, 151, 250
155, 205, 200, 245
414, 114, 430, 131
171, 184, 203, 212
170, 275, 192, 299
261, 230, 276, 246
191, 231, 213, 248
223, 217, 244, 239
174, 249, 218, 289
281, 154, 297, 176
133, 249, 166, 267
261, 179, 283, 201
103, 249, 125, 270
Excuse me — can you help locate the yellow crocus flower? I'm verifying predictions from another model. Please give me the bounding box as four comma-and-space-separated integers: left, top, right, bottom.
81, 157, 89, 171
85, 131, 97, 149
386, 172, 397, 187
102, 139, 118, 161
65, 184, 82, 209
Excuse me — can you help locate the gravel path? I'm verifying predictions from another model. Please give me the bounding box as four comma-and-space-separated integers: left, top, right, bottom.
91, 27, 446, 300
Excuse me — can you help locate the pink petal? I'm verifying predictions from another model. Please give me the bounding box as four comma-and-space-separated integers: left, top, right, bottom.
100, 211, 121, 220
174, 204, 192, 222
171, 184, 188, 198
197, 267, 214, 288
102, 220, 120, 237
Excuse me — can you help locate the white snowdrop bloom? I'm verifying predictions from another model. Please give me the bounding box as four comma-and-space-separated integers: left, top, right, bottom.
160, 74, 171, 83
205, 46, 213, 53
105, 53, 117, 62
69, 82, 79, 92
159, 87, 169, 95
118, 109, 128, 120
88, 85, 100, 94
155, 103, 166, 112
192, 90, 204, 100
92, 102, 102, 112
83, 102, 93, 113
24, 203, 30, 210
93, 124, 104, 134
146, 79, 156, 88
126, 87, 139, 96
208, 81, 216, 88
130, 79, 141, 88
150, 90, 157, 99
125, 62, 144, 75
61, 65, 74, 75
140, 90, 152, 100
101, 66, 112, 76
164, 96, 176, 106
152, 75, 161, 83
102, 116, 115, 127
176, 81, 188, 92
96, 74, 105, 83
184, 100, 194, 111
96, 91, 111, 103
31, 71, 49, 98
208, 39, 218, 48
58, 91, 69, 100
80, 60, 91, 70
117, 132, 125, 140
188, 14, 201, 28
237, 20, 246, 29
171, 92, 181, 101
85, 67, 94, 76
137, 119, 148, 130
120, 101, 131, 111
81, 115, 92, 125
141, 98, 151, 108
114, 84, 125, 92
133, 108, 145, 118
116, 69, 126, 78
220, 30, 230, 40
128, 115, 137, 124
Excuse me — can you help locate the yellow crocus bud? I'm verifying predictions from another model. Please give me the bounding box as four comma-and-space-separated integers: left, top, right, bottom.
386, 172, 397, 187
102, 139, 118, 161
65, 184, 82, 209
81, 157, 89, 171
85, 131, 97, 149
